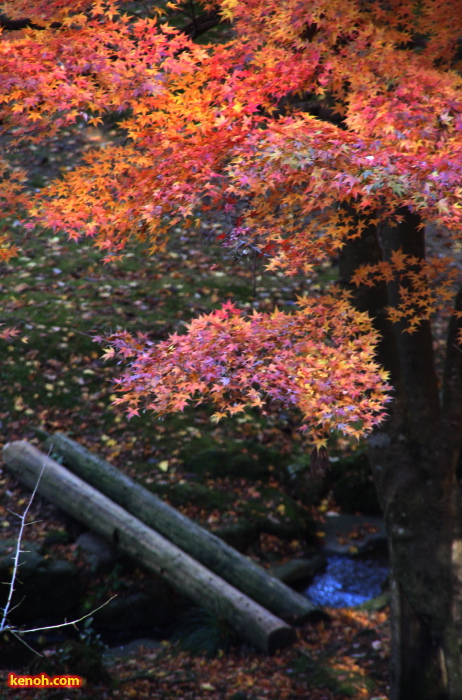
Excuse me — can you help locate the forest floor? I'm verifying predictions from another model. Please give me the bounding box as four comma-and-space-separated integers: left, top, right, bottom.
0, 115, 391, 699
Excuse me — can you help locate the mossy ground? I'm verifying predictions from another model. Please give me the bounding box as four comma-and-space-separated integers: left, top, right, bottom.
0, 112, 346, 554
0, 7, 387, 692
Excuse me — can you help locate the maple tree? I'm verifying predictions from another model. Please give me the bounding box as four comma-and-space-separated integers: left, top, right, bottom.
2, 0, 462, 697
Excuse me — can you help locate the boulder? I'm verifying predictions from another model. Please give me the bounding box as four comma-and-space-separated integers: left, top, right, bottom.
270, 554, 327, 585
211, 520, 260, 552
76, 532, 118, 572
0, 539, 80, 624
317, 513, 387, 556
90, 579, 179, 639
328, 451, 382, 515
241, 487, 316, 542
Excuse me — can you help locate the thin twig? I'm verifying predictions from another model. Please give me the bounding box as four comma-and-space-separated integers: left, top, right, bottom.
140, 0, 155, 19
124, 9, 145, 20
0, 448, 117, 654
1, 595, 118, 659
188, 0, 198, 36
12, 596, 118, 635
9, 629, 44, 658
252, 249, 258, 297
3, 597, 26, 618
0, 455, 47, 632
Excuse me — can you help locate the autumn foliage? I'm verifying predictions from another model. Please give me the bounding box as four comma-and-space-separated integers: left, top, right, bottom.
100, 295, 389, 444
2, 0, 462, 446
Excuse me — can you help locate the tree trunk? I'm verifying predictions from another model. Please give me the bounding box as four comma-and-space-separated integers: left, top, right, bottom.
39, 431, 318, 624
340, 209, 462, 699
369, 429, 462, 699
2, 440, 297, 654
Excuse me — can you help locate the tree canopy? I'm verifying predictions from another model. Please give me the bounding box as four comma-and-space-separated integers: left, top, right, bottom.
1, 0, 462, 443
4, 2, 462, 697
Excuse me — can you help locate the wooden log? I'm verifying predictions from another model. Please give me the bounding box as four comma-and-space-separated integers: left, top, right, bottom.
2, 441, 296, 654
42, 432, 319, 623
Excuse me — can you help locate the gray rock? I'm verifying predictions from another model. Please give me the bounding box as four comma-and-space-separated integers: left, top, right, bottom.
32, 640, 111, 684
242, 486, 316, 543
104, 638, 162, 661
0, 539, 80, 623
212, 521, 260, 552
76, 532, 117, 571
328, 451, 381, 515
91, 579, 177, 635
317, 513, 387, 556
0, 539, 43, 571
269, 554, 327, 585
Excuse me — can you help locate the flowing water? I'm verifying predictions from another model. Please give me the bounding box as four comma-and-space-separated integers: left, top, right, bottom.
305, 554, 389, 608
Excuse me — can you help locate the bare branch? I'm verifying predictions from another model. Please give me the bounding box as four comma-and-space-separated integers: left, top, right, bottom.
0, 445, 117, 651
11, 595, 118, 635
0, 454, 47, 632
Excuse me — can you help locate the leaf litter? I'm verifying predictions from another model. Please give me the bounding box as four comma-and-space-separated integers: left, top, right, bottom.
0, 98, 390, 700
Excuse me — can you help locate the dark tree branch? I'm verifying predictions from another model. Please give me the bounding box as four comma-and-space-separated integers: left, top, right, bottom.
181, 9, 221, 40
0, 14, 41, 30
379, 209, 441, 440
338, 205, 401, 384
442, 285, 462, 425
0, 7, 221, 39
0, 12, 63, 31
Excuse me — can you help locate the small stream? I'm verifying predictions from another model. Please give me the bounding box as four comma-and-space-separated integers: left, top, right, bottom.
305, 555, 389, 608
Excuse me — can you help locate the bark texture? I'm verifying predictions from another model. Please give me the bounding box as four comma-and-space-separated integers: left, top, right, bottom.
340, 209, 462, 699
41, 431, 318, 624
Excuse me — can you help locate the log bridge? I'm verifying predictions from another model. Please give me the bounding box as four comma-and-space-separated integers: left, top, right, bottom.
2, 437, 321, 654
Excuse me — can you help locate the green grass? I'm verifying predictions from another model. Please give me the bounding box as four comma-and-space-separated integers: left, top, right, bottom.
0, 92, 344, 549
0, 199, 320, 480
